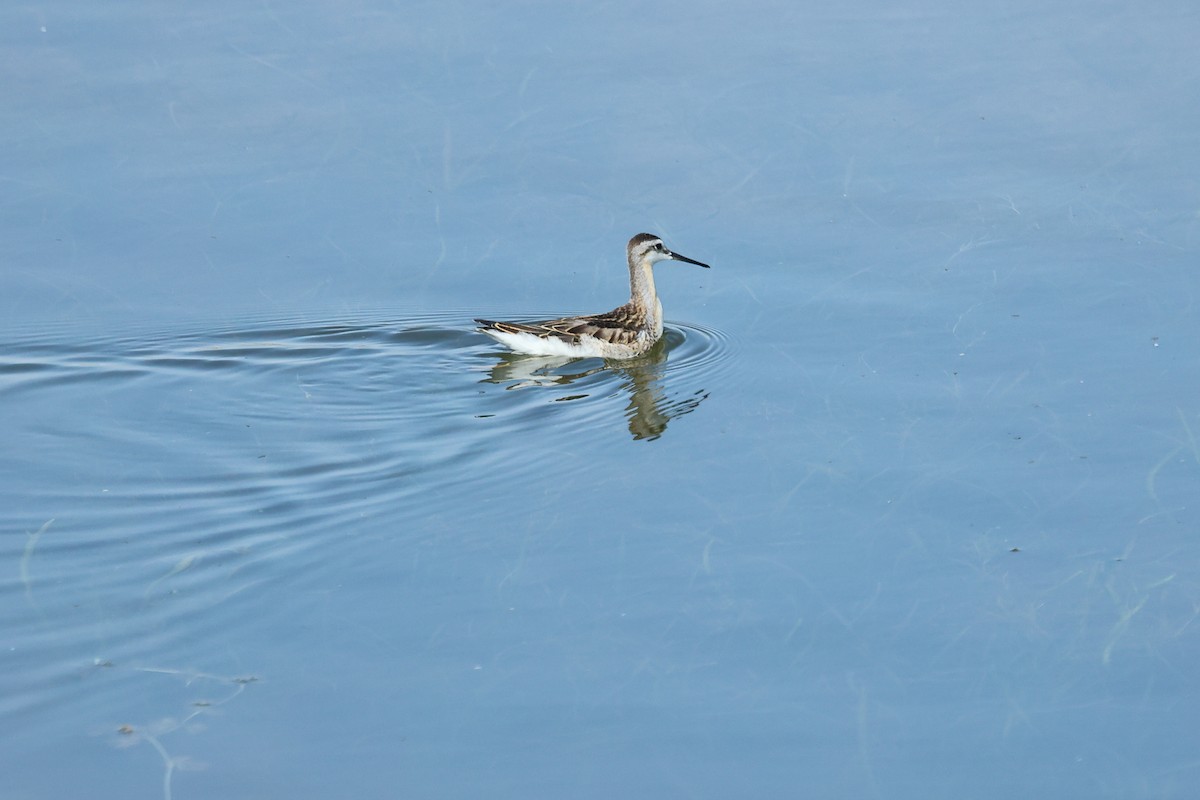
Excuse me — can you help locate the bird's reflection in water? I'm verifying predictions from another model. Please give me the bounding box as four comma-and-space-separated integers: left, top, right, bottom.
479, 335, 709, 441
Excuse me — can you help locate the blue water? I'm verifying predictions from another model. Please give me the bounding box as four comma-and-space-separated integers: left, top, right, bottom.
4, 1, 1199, 798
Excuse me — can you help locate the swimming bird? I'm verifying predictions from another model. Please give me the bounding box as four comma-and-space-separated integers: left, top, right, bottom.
475, 233, 710, 359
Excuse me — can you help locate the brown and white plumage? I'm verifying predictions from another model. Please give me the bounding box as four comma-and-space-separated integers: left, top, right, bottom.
475, 233, 710, 359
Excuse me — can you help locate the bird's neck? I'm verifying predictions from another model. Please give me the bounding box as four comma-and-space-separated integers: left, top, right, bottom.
628, 259, 662, 337
629, 259, 658, 313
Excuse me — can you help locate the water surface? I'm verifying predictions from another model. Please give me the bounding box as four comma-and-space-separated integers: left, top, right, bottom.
3, 0, 1200, 798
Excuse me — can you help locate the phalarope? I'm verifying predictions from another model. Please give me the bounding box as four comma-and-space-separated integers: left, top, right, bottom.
475, 233, 710, 359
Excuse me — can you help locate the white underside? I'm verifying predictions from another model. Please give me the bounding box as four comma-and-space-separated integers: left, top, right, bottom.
481, 328, 648, 359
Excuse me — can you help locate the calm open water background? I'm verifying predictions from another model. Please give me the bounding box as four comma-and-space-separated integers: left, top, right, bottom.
3, 1, 1199, 798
